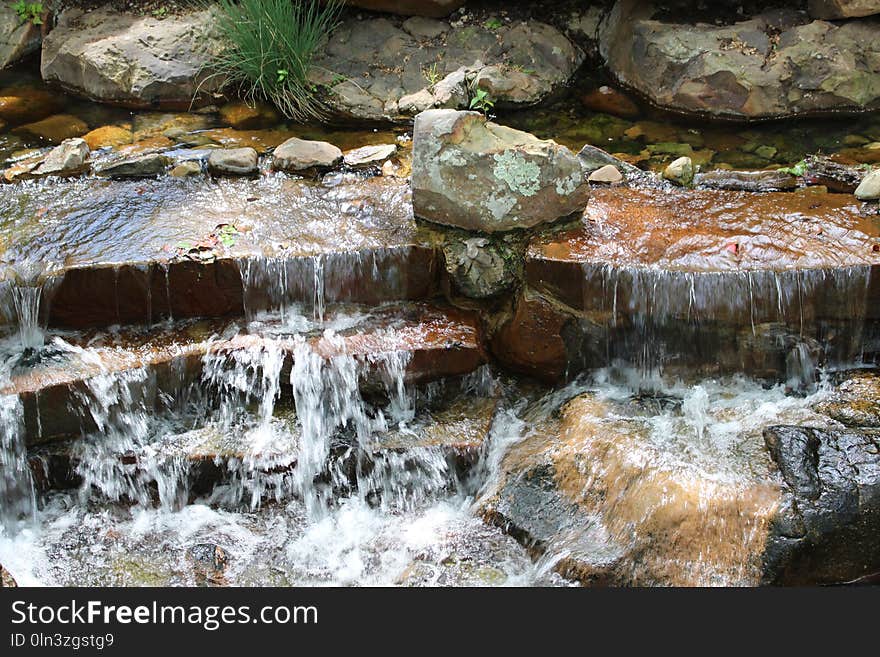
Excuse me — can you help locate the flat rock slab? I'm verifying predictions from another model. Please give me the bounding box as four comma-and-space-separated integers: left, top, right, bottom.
493, 188, 880, 380
0, 176, 441, 328
3, 302, 485, 444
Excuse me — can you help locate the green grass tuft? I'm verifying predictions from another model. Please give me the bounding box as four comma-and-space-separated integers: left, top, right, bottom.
210, 0, 343, 121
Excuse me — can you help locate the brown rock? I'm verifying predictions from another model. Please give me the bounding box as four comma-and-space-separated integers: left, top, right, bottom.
82, 125, 134, 150
219, 101, 280, 130
490, 293, 570, 382
580, 85, 640, 119
808, 0, 880, 19
0, 87, 62, 125
14, 114, 89, 144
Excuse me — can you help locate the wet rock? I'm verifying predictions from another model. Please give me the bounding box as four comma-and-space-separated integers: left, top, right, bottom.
41, 8, 223, 108
762, 425, 880, 584
809, 0, 880, 19
442, 236, 519, 299
0, 563, 16, 587
588, 164, 623, 184
0, 4, 41, 69
803, 155, 865, 192
490, 293, 570, 381
170, 160, 202, 177
482, 392, 781, 586
82, 125, 134, 150
0, 87, 61, 125
855, 168, 880, 200
219, 101, 280, 130
577, 144, 636, 176
271, 137, 343, 172
814, 371, 880, 427
579, 85, 640, 119
662, 156, 694, 186
186, 543, 229, 586
14, 114, 88, 144
347, 1, 465, 17
343, 143, 397, 167
412, 109, 589, 232
694, 169, 798, 192
207, 147, 259, 176
96, 153, 170, 179
312, 17, 582, 122
600, 1, 880, 119
201, 127, 297, 154
32, 138, 90, 177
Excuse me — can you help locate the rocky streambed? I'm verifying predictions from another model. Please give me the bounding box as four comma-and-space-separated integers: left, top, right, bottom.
1, 0, 880, 588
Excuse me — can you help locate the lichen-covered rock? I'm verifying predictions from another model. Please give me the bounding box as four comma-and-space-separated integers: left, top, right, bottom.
808, 0, 880, 19
311, 17, 582, 122
412, 109, 589, 232
442, 236, 519, 299
41, 8, 223, 108
271, 137, 342, 172
600, 0, 880, 119
1, 4, 41, 69
346, 0, 465, 18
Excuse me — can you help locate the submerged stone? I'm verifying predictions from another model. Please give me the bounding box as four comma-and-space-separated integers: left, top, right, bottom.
412, 109, 589, 232
14, 114, 89, 144
82, 125, 134, 150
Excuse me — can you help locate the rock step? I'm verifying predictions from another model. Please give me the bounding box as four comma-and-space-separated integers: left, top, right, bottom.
4, 303, 485, 445
27, 390, 499, 500
0, 176, 443, 329
494, 188, 880, 380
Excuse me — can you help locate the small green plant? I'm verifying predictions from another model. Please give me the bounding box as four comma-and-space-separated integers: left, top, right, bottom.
209, 0, 343, 121
11, 1, 43, 25
777, 159, 808, 176
483, 17, 503, 30
469, 88, 495, 115
151, 6, 168, 18
422, 63, 442, 88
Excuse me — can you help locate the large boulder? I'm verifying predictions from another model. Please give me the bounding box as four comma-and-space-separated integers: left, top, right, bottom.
41, 8, 223, 108
482, 378, 880, 586
412, 109, 589, 233
1, 4, 41, 69
600, 0, 880, 119
346, 1, 465, 17
809, 0, 880, 19
311, 17, 582, 122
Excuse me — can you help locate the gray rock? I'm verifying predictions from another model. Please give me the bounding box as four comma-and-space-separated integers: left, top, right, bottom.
41, 8, 223, 108
588, 164, 623, 184
170, 160, 202, 177
809, 0, 880, 19
600, 1, 880, 119
33, 138, 90, 177
412, 109, 589, 233
577, 144, 636, 175
311, 17, 582, 122
402, 16, 449, 39
1, 4, 41, 69
97, 153, 170, 179
762, 425, 880, 584
443, 236, 519, 298
694, 169, 798, 192
855, 168, 880, 200
207, 148, 259, 176
663, 156, 694, 186
343, 144, 397, 167
272, 138, 342, 172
